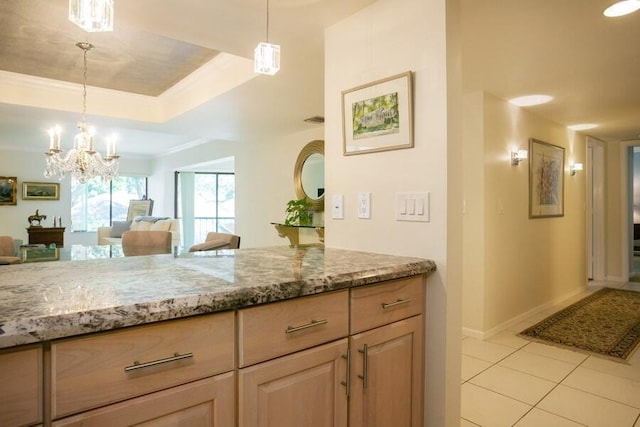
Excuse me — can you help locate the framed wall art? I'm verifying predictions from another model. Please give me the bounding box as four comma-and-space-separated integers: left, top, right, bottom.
22, 181, 60, 200
529, 138, 565, 218
0, 176, 17, 205
342, 71, 413, 155
127, 199, 154, 221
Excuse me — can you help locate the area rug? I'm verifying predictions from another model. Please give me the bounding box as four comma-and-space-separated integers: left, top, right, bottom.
519, 288, 640, 362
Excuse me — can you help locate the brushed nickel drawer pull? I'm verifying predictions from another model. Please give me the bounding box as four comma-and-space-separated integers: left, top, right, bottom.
341, 351, 351, 397
124, 352, 194, 372
357, 344, 369, 389
381, 298, 411, 309
285, 319, 328, 334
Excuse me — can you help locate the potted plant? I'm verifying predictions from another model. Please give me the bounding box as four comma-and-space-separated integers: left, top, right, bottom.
284, 198, 314, 226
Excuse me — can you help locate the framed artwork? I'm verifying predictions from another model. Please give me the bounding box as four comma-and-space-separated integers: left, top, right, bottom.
22, 181, 60, 200
21, 247, 59, 263
0, 176, 17, 205
529, 138, 565, 218
127, 199, 154, 221
342, 71, 413, 155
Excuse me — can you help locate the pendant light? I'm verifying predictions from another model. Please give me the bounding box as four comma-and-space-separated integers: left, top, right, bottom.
254, 0, 280, 75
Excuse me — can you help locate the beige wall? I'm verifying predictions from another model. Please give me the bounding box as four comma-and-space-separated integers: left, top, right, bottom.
325, 0, 462, 425
463, 92, 588, 336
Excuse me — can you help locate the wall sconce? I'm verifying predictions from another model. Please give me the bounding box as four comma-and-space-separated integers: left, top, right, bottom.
511, 149, 528, 166
570, 163, 583, 176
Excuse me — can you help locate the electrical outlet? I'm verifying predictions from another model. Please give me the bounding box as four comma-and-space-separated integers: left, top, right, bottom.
358, 192, 371, 219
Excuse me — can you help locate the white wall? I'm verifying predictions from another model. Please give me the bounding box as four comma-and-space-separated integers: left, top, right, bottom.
150, 126, 324, 248
325, 0, 462, 425
462, 92, 588, 336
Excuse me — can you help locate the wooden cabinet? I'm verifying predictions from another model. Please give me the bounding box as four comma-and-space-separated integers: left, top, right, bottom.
51, 311, 235, 422
349, 316, 423, 427
52, 372, 235, 427
238, 339, 348, 427
27, 227, 65, 247
0, 345, 42, 427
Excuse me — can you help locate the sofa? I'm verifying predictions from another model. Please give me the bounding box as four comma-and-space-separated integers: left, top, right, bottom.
98, 217, 181, 247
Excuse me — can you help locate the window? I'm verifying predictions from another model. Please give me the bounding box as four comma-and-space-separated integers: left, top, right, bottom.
175, 172, 235, 246
70, 176, 148, 232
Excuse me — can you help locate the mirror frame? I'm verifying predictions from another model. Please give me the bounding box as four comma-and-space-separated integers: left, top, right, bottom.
294, 140, 324, 212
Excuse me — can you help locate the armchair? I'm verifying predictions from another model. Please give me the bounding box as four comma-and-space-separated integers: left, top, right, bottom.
188, 232, 241, 252
121, 231, 172, 257
0, 236, 22, 265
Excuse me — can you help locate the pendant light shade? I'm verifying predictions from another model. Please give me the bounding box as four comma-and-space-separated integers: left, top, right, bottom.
69, 0, 114, 32
254, 0, 280, 75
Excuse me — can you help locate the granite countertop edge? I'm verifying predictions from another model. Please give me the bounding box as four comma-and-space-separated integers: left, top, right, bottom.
0, 249, 436, 350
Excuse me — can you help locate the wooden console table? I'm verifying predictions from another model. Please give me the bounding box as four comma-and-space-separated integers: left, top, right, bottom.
271, 223, 324, 246
27, 227, 65, 248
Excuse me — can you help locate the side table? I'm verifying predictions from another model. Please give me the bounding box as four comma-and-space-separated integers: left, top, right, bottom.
27, 227, 65, 248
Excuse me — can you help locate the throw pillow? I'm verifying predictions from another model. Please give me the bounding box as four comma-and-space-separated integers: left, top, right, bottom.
110, 221, 132, 238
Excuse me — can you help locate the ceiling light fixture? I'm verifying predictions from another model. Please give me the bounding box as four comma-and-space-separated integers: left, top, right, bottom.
44, 42, 120, 184
604, 0, 640, 17
254, 0, 280, 75
567, 123, 598, 131
508, 95, 553, 107
69, 0, 114, 32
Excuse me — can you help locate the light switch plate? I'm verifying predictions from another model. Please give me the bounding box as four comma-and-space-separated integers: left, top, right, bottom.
358, 192, 371, 219
332, 194, 344, 219
396, 192, 430, 222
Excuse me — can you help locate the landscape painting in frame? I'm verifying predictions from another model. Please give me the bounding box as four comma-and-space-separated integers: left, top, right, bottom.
529, 138, 565, 218
0, 176, 17, 205
342, 71, 413, 155
22, 181, 60, 200
127, 199, 154, 221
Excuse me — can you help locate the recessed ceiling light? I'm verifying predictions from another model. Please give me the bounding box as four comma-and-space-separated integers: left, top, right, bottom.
508, 95, 553, 107
604, 0, 640, 17
567, 123, 598, 131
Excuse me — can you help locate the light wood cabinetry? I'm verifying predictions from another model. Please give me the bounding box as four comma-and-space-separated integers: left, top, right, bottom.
238, 339, 348, 427
52, 372, 235, 427
51, 311, 235, 423
0, 345, 42, 427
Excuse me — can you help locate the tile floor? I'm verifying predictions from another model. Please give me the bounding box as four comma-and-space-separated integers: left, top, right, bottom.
461, 281, 640, 427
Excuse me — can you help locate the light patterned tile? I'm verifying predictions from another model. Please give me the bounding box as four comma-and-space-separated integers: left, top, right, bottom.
470, 365, 556, 405
521, 342, 589, 364
461, 383, 531, 427
538, 385, 640, 427
514, 408, 585, 427
498, 349, 577, 382
461, 354, 492, 382
563, 366, 640, 408
581, 351, 640, 382
487, 330, 529, 349
462, 337, 516, 363
460, 418, 481, 427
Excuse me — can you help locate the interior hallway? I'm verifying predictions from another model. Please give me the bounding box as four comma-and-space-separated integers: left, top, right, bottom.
460, 281, 640, 427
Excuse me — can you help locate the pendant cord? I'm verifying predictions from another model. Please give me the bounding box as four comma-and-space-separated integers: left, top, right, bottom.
266, 0, 270, 42
81, 45, 88, 126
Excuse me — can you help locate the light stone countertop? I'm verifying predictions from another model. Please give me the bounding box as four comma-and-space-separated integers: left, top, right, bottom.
0, 245, 436, 349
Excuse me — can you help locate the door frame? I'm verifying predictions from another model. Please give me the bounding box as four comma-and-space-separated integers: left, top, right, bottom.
587, 137, 605, 281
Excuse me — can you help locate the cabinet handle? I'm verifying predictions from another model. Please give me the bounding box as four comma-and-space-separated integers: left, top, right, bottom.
285, 319, 327, 334
381, 298, 411, 309
357, 344, 369, 389
341, 351, 350, 397
124, 352, 193, 372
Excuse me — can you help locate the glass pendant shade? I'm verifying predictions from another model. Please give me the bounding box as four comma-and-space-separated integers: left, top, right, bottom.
254, 42, 281, 75
69, 0, 114, 32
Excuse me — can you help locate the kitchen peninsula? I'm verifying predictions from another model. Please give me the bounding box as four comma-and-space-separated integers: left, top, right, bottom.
0, 245, 436, 426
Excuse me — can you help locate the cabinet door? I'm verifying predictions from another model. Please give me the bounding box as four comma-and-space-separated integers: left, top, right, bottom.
349, 315, 423, 427
0, 345, 42, 427
239, 338, 348, 427
52, 372, 234, 427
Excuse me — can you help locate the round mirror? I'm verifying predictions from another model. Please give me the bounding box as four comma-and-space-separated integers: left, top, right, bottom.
294, 140, 324, 211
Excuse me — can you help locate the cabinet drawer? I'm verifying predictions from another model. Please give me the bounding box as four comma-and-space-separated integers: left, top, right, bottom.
51, 311, 235, 419
0, 345, 42, 427
238, 290, 349, 367
351, 275, 424, 334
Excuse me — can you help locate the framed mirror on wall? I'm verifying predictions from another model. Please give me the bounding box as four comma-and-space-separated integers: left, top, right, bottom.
294, 140, 324, 211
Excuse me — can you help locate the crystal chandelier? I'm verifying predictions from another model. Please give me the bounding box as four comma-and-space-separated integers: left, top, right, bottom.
254, 0, 280, 75
69, 0, 114, 33
45, 42, 120, 184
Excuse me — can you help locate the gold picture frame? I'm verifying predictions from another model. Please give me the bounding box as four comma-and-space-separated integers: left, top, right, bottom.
22, 181, 60, 200
529, 138, 565, 218
342, 71, 413, 155
0, 176, 17, 205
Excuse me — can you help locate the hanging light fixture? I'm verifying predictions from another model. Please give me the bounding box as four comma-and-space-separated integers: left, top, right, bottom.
69, 0, 114, 32
254, 0, 280, 75
44, 42, 120, 184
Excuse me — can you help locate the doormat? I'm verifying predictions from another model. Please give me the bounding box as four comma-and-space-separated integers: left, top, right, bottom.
519, 288, 640, 362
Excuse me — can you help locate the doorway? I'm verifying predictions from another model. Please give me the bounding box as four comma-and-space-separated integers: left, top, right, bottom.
629, 146, 640, 281
587, 137, 605, 281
